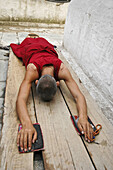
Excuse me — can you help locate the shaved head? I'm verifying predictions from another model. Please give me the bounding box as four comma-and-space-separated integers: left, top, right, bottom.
36, 75, 57, 101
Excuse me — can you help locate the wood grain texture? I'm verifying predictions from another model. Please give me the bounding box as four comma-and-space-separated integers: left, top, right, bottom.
33, 83, 94, 170
0, 49, 36, 170
57, 48, 113, 170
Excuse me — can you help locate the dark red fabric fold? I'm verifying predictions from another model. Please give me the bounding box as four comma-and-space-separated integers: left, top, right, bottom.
10, 37, 58, 67
10, 37, 62, 80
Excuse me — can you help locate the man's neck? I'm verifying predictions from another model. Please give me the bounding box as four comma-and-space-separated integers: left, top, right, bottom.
41, 65, 54, 77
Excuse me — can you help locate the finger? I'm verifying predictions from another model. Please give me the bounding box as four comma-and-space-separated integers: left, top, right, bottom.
32, 131, 37, 143
20, 132, 24, 151
90, 127, 94, 139
17, 133, 20, 147
28, 133, 32, 150
77, 122, 84, 134
83, 126, 87, 141
24, 133, 28, 152
87, 124, 91, 143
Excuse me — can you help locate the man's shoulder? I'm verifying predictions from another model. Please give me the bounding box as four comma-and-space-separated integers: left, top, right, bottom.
25, 63, 39, 83
58, 63, 70, 80
59, 63, 67, 71
27, 63, 37, 71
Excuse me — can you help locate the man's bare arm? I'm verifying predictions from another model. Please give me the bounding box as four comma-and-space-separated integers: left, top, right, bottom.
16, 64, 39, 151
58, 64, 93, 142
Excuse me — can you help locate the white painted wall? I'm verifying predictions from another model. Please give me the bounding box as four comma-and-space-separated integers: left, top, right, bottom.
63, 0, 113, 110
0, 0, 68, 23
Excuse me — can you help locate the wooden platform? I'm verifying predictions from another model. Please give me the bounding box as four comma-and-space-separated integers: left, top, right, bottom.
0, 48, 113, 170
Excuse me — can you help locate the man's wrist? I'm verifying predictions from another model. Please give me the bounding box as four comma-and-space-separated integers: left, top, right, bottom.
21, 119, 32, 127
79, 114, 87, 120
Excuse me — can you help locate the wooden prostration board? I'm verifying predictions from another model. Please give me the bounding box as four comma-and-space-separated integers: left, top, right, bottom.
32, 82, 94, 169
0, 49, 36, 170
56, 47, 113, 169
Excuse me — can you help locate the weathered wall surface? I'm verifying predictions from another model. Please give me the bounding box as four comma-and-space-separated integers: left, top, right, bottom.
0, 0, 68, 23
63, 0, 113, 111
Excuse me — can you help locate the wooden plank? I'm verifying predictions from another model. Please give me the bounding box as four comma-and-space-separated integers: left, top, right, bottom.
33, 84, 94, 170
57, 48, 113, 169
0, 49, 36, 170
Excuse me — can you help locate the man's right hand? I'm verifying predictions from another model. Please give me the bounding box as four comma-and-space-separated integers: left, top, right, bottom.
17, 124, 37, 152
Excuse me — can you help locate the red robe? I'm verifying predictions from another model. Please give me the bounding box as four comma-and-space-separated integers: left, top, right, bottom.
10, 37, 62, 80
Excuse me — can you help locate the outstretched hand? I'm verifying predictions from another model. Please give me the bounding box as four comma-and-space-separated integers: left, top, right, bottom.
77, 117, 94, 142
17, 124, 37, 152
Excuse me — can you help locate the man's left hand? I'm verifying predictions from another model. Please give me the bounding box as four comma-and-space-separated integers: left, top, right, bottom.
77, 117, 94, 142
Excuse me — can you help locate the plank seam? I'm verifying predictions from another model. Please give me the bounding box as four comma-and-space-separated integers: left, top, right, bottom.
58, 86, 97, 170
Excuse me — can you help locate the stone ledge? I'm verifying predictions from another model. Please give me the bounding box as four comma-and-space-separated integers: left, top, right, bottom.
0, 21, 64, 29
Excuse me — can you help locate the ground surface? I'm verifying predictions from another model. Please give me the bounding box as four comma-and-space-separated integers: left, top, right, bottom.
0, 23, 113, 170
